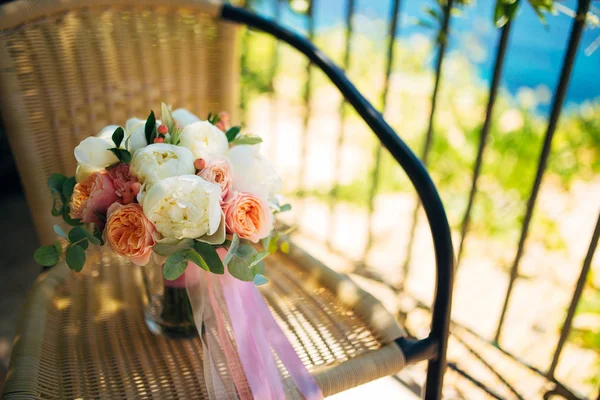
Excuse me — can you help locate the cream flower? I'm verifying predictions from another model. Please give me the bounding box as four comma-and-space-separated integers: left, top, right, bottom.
229, 145, 282, 200
179, 121, 229, 161
125, 117, 163, 154
172, 108, 200, 128
130, 143, 195, 186
142, 175, 223, 240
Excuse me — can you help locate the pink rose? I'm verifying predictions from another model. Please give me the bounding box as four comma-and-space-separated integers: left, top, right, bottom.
107, 163, 140, 204
214, 112, 229, 132
70, 171, 119, 227
223, 192, 273, 243
105, 203, 157, 265
198, 158, 232, 201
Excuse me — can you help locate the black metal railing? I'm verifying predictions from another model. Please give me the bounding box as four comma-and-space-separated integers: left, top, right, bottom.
239, 0, 599, 398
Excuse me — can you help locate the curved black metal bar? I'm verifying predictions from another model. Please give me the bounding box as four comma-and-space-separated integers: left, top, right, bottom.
220, 5, 455, 398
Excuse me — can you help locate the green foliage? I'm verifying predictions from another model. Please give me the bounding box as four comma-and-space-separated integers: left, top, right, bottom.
65, 245, 86, 272
230, 135, 263, 146
145, 110, 157, 144
226, 126, 241, 142
192, 241, 225, 274
68, 226, 89, 250
227, 243, 265, 282
153, 239, 194, 256
164, 252, 188, 280
108, 148, 132, 164
112, 127, 125, 148
34, 245, 60, 266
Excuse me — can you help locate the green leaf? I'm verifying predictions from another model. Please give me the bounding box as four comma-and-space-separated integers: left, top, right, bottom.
65, 245, 86, 272
93, 225, 105, 246
153, 239, 194, 256
262, 231, 279, 254
80, 226, 102, 245
145, 110, 156, 144
112, 127, 125, 148
108, 148, 132, 164
226, 126, 241, 142
193, 241, 224, 274
163, 252, 188, 280
51, 196, 62, 217
253, 273, 269, 286
53, 224, 67, 239
224, 234, 240, 265
161, 102, 175, 134
227, 244, 257, 281
183, 248, 210, 272
34, 245, 59, 266
62, 176, 76, 201
229, 135, 263, 146
249, 250, 270, 268
68, 226, 89, 250
53, 240, 63, 257
280, 241, 290, 253
279, 204, 292, 213
48, 173, 67, 197
62, 205, 82, 226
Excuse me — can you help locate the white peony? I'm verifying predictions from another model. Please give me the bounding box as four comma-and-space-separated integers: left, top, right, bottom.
142, 175, 223, 240
229, 145, 282, 200
74, 126, 121, 182
179, 121, 229, 161
172, 108, 200, 128
130, 143, 195, 186
125, 117, 163, 154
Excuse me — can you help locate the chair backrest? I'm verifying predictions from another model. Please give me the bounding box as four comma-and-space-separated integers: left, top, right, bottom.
0, 0, 238, 243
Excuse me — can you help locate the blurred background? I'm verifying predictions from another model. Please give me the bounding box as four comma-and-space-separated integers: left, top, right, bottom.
1, 0, 600, 398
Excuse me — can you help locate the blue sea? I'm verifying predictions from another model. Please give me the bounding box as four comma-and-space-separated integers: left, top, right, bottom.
254, 0, 600, 116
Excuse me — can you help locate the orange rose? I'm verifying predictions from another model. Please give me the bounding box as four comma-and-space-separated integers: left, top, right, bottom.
198, 158, 232, 201
105, 203, 157, 265
223, 192, 273, 243
70, 171, 119, 227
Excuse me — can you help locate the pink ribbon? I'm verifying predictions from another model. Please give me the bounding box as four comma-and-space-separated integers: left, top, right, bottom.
186, 254, 323, 400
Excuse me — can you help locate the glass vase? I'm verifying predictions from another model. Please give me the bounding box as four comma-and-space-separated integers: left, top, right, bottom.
141, 259, 198, 338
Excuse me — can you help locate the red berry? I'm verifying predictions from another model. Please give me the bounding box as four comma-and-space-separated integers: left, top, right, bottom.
194, 158, 206, 171
157, 124, 168, 134
153, 137, 164, 143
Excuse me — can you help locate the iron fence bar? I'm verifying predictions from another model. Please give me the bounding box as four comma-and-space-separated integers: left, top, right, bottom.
456, 20, 513, 269
401, 0, 453, 284
268, 0, 282, 159
452, 327, 525, 399
547, 210, 600, 379
327, 0, 355, 247
447, 363, 505, 400
295, 0, 315, 226
364, 0, 402, 257
494, 0, 592, 344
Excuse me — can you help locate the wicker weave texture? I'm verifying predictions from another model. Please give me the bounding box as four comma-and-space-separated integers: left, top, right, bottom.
0, 1, 238, 243
3, 247, 405, 399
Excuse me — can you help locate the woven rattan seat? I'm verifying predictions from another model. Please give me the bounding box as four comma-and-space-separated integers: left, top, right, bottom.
3, 246, 405, 399
1, 0, 455, 398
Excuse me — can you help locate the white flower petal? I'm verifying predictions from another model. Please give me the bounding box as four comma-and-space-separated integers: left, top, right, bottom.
179, 120, 229, 161
229, 145, 282, 200
74, 136, 118, 170
130, 143, 195, 186
172, 109, 201, 128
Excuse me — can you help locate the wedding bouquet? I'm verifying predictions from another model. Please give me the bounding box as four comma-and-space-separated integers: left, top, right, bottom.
33, 103, 322, 399
34, 102, 288, 285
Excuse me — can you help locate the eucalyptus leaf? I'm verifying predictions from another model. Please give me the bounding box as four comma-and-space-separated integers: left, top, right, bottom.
34, 245, 59, 266
80, 226, 102, 245
53, 224, 67, 239
62, 205, 82, 226
249, 250, 270, 268
68, 226, 89, 250
62, 177, 76, 201
163, 252, 188, 280
112, 127, 125, 148
65, 245, 86, 272
51, 195, 62, 217
108, 148, 132, 164
153, 239, 194, 256
53, 240, 63, 257
226, 126, 241, 142
184, 248, 210, 272
227, 244, 257, 281
93, 225, 105, 246
145, 110, 157, 144
224, 234, 240, 265
278, 204, 292, 213
48, 173, 67, 197
253, 273, 269, 286
193, 242, 224, 274
229, 135, 263, 146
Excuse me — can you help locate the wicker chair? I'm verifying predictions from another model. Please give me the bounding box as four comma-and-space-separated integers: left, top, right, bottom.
0, 1, 454, 399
